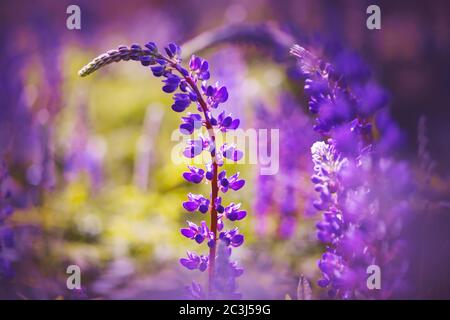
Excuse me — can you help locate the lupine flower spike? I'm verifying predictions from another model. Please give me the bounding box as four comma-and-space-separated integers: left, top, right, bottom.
79, 42, 246, 298
292, 45, 410, 299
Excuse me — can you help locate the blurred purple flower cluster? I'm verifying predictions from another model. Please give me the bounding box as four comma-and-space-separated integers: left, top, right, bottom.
253, 94, 316, 239
292, 45, 411, 298
63, 101, 104, 190
0, 162, 15, 281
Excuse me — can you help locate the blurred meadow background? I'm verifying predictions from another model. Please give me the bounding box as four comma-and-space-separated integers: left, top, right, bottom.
1, 0, 450, 299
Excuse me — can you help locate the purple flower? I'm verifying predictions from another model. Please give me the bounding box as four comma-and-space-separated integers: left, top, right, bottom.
311, 141, 347, 210
140, 55, 155, 66
290, 45, 360, 135
183, 166, 205, 184
189, 55, 210, 80
180, 251, 209, 272
183, 193, 210, 214
317, 252, 345, 288
205, 161, 214, 181
291, 45, 411, 299
224, 203, 246, 221
164, 42, 181, 61
180, 221, 212, 244
162, 73, 181, 93
216, 111, 240, 132
172, 93, 191, 112
151, 65, 166, 77
144, 41, 158, 52
214, 197, 225, 214
321, 115, 407, 296
179, 80, 198, 101
220, 143, 243, 162
203, 83, 228, 108
218, 171, 245, 192
183, 136, 211, 158
217, 216, 224, 232
316, 207, 344, 243
219, 228, 244, 247
129, 43, 143, 60
212, 86, 228, 103
180, 113, 202, 135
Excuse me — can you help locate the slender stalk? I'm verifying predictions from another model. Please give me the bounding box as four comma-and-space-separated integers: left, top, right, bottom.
177, 68, 219, 296
79, 45, 245, 298
208, 161, 218, 295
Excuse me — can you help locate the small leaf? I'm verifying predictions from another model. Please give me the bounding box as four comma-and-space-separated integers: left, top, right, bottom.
297, 274, 312, 300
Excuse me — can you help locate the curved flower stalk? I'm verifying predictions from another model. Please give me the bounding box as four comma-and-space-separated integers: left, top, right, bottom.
292, 45, 411, 299
180, 24, 305, 90
180, 24, 295, 63
79, 42, 246, 298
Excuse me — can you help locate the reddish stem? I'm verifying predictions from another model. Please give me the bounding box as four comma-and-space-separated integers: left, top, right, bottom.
182, 73, 219, 297
208, 161, 218, 294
